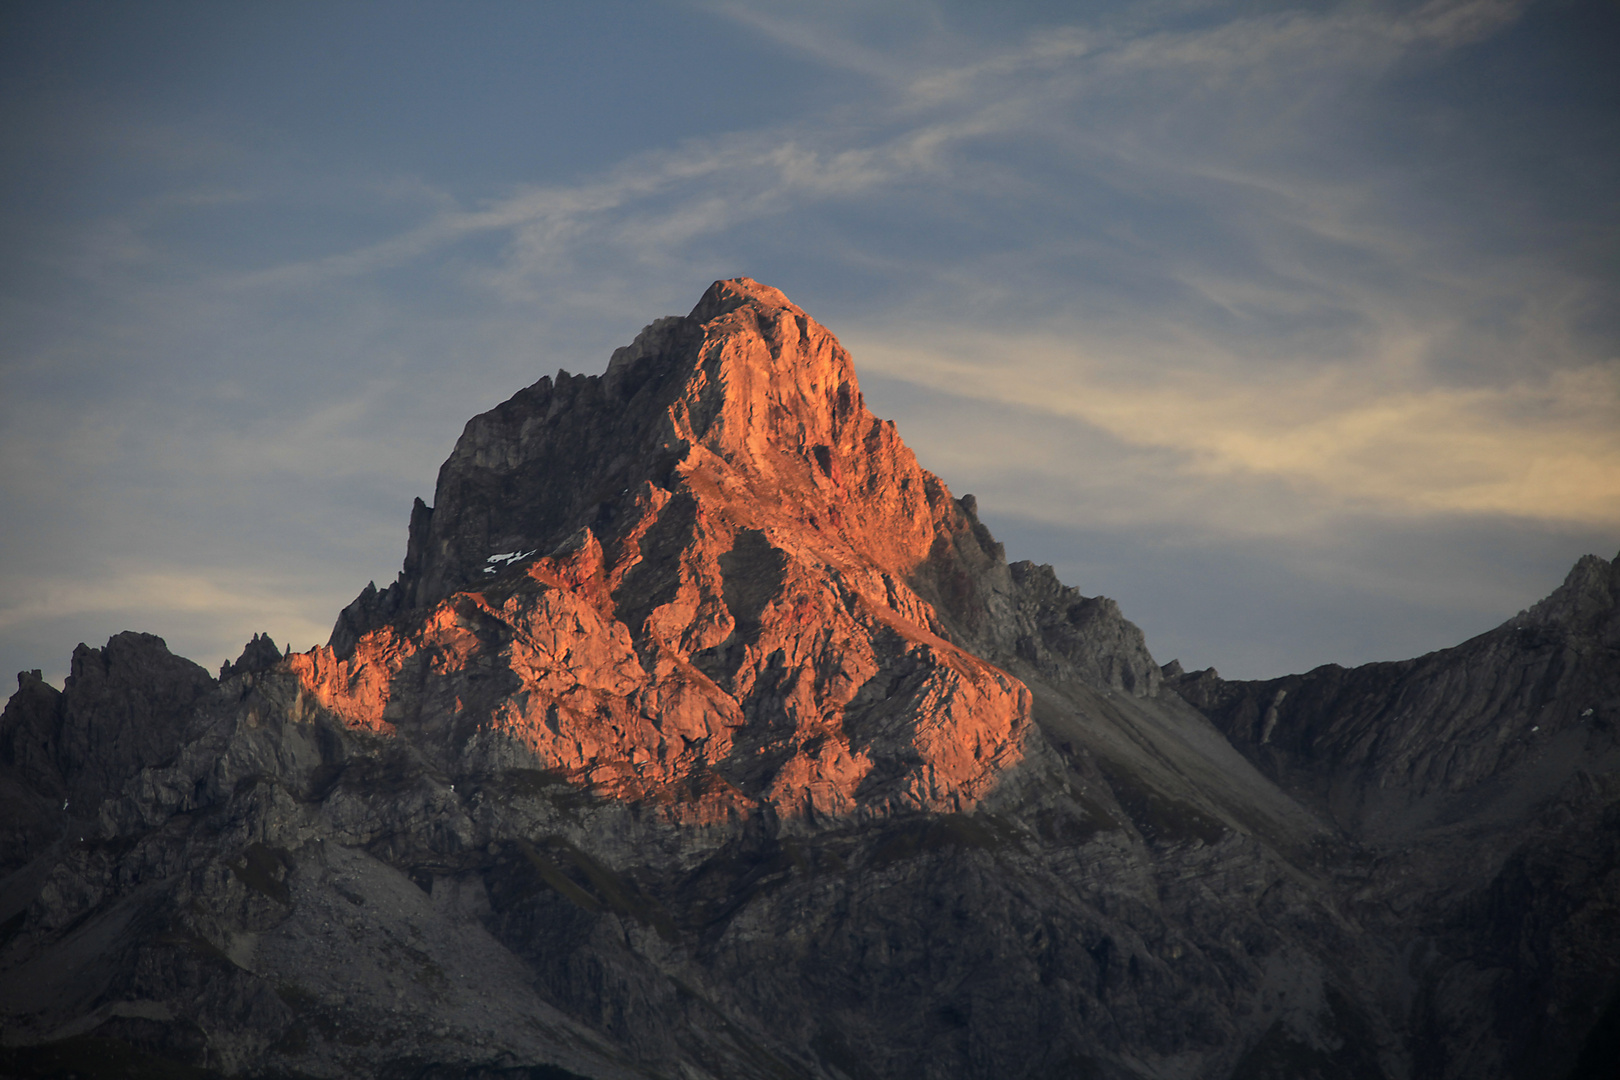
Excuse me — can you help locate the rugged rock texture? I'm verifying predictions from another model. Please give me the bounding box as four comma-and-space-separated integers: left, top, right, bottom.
1, 279, 1615, 1079
1171, 552, 1620, 1079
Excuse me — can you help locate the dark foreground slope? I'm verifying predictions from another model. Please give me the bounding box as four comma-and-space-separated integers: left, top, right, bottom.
1, 280, 1615, 1080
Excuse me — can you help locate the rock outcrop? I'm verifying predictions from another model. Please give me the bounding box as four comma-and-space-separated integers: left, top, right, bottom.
1, 279, 1615, 1079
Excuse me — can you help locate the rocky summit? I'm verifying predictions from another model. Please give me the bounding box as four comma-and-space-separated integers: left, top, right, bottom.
1, 279, 1617, 1080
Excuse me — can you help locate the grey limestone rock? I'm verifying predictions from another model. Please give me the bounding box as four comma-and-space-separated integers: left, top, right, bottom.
1168, 549, 1620, 1078
0, 281, 1614, 1080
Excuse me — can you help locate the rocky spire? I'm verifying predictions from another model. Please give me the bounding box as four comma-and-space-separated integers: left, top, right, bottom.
305, 279, 1161, 823
334, 279, 1157, 687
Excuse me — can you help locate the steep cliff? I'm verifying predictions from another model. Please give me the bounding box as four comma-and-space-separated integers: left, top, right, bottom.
1, 280, 1614, 1080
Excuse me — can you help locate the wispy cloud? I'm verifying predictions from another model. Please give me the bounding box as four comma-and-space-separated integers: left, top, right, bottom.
852, 332, 1620, 527
0, 566, 329, 638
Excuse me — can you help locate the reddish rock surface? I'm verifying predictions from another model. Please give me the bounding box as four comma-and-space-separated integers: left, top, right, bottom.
3, 279, 1615, 1080
310, 279, 1035, 824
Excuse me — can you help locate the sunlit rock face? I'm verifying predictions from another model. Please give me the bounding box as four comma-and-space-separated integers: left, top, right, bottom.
315, 278, 1164, 826
316, 278, 1052, 823
1, 280, 1616, 1080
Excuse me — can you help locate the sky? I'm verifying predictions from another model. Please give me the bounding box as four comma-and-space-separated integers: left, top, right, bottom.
2, 0, 1617, 688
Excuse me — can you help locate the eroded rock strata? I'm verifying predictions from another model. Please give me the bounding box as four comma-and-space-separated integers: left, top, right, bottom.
1, 279, 1615, 1080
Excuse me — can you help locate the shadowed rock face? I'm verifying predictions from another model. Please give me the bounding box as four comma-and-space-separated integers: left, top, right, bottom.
1177, 554, 1620, 840
1, 280, 1616, 1080
0, 633, 215, 810
1170, 554, 1620, 1078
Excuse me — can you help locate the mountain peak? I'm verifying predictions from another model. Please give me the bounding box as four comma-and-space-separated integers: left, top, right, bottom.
309, 280, 1172, 823
1512, 549, 1620, 633
309, 280, 1166, 821
688, 275, 801, 323
332, 279, 913, 636
4, 283, 1613, 1080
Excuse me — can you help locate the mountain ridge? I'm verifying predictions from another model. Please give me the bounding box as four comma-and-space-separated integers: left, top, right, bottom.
0, 279, 1615, 1080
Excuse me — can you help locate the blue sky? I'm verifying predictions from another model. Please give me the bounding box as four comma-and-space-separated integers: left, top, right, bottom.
3, 0, 1617, 685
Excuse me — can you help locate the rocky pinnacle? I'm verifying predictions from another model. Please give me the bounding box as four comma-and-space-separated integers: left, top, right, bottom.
1, 280, 1615, 1080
